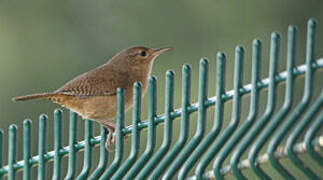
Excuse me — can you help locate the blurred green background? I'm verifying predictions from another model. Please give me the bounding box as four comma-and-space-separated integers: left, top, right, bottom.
0, 0, 322, 179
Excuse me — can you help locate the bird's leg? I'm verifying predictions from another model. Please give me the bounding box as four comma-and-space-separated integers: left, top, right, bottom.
102, 122, 116, 152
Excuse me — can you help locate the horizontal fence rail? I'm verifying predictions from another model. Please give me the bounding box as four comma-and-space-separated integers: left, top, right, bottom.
0, 19, 322, 180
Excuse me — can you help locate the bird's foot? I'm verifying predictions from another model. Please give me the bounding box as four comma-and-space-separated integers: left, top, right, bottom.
105, 129, 129, 152
105, 131, 116, 152
103, 122, 116, 152
102, 122, 129, 152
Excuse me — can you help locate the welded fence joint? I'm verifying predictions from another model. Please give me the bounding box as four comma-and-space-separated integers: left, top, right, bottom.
0, 19, 322, 179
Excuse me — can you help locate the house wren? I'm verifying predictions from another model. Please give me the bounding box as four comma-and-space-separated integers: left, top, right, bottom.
12, 46, 172, 150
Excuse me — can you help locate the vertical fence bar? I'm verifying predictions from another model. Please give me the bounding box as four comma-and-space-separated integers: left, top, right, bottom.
305, 109, 323, 165
221, 39, 261, 179
88, 125, 108, 179
248, 26, 296, 178
211, 47, 243, 179
65, 111, 77, 180
183, 53, 226, 180
100, 88, 125, 179
23, 120, 32, 180
38, 114, 47, 180
8, 125, 17, 180
195, 49, 240, 179
112, 82, 142, 179
0, 130, 3, 179
137, 70, 174, 180
247, 27, 295, 178
150, 64, 191, 179
242, 32, 280, 179
231, 32, 279, 179
267, 18, 316, 179
124, 76, 157, 179
162, 58, 208, 180
286, 91, 323, 176
76, 119, 93, 179
218, 40, 261, 179
53, 109, 62, 180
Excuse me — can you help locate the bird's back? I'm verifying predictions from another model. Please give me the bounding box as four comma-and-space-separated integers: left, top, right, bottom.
55, 62, 130, 97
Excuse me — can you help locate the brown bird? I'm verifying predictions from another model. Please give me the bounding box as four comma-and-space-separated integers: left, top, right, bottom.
12, 46, 172, 150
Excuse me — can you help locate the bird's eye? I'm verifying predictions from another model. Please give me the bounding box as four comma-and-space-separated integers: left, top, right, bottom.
139, 51, 146, 57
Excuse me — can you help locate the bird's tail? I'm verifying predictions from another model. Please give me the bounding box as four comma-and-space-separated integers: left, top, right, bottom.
12, 93, 60, 102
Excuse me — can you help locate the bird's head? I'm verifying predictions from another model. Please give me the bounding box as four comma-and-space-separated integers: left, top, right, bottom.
111, 46, 173, 66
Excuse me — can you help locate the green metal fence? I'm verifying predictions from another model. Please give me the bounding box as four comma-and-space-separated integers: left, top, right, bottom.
0, 18, 322, 180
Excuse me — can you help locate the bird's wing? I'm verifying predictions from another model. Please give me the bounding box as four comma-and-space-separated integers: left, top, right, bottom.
55, 68, 129, 97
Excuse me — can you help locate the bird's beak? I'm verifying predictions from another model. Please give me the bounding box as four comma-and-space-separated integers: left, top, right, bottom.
152, 47, 173, 56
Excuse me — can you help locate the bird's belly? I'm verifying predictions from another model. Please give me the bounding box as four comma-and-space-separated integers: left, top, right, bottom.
83, 96, 117, 120
59, 93, 133, 123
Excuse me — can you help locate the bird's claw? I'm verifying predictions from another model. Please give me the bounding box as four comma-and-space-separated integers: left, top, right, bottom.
105, 130, 116, 152
105, 130, 130, 152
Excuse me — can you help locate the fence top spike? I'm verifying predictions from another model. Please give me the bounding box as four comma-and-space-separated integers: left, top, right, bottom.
235, 46, 244, 53
166, 70, 175, 77
288, 25, 296, 32
216, 52, 225, 60
149, 75, 157, 83
39, 114, 48, 120
54, 109, 63, 115
271, 32, 280, 40
182, 64, 192, 72
134, 81, 142, 88
200, 58, 209, 65
9, 124, 17, 131
308, 18, 317, 28
23, 119, 32, 125
253, 39, 261, 46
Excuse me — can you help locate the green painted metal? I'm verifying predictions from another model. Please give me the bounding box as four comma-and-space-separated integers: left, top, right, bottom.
124, 76, 157, 179
208, 47, 243, 180
0, 116, 105, 178
305, 110, 323, 165
136, 70, 174, 180
150, 64, 191, 179
227, 39, 261, 179
112, 82, 142, 179
286, 91, 323, 177
0, 130, 3, 179
88, 125, 108, 179
230, 32, 280, 180
183, 53, 225, 180
194, 47, 243, 180
65, 111, 77, 180
8, 125, 17, 180
100, 88, 125, 179
76, 119, 93, 180
267, 19, 316, 179
53, 109, 62, 180
0, 19, 322, 180
163, 58, 208, 180
23, 120, 32, 180
38, 114, 47, 180
248, 26, 295, 179
218, 40, 261, 178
